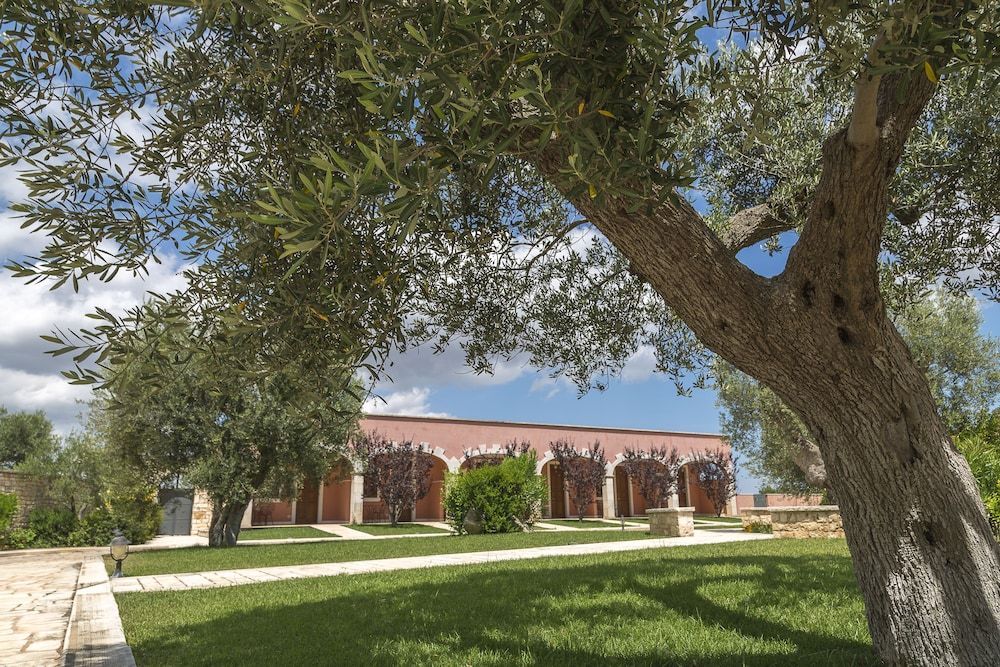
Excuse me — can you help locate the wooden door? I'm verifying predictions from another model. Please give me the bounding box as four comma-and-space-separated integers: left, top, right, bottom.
296, 480, 319, 524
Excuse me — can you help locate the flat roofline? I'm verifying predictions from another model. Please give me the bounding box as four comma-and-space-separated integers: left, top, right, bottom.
361, 413, 725, 439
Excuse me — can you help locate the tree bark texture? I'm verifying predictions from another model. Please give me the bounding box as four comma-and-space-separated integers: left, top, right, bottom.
208, 500, 249, 547
531, 61, 1000, 663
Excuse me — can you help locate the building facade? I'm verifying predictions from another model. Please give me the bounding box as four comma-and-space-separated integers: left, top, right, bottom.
247, 414, 734, 528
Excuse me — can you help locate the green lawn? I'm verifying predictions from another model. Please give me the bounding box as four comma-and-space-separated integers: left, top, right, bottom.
109, 530, 655, 577
239, 526, 335, 540
542, 519, 623, 529
696, 515, 743, 524
350, 523, 451, 536
117, 539, 874, 666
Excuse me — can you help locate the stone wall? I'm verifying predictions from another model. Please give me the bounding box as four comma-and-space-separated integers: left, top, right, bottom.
770, 505, 843, 538
0, 470, 57, 528
190, 490, 212, 537
740, 507, 772, 530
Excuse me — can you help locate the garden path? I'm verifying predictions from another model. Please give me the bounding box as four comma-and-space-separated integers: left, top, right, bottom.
111, 530, 771, 594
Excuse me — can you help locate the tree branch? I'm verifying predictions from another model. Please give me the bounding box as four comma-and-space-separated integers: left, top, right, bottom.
792, 435, 828, 488
719, 203, 796, 254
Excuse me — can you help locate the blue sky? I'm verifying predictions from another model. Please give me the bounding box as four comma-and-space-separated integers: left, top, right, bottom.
372, 230, 1000, 493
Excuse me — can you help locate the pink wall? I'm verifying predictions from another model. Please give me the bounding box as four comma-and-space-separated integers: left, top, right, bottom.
359, 415, 727, 463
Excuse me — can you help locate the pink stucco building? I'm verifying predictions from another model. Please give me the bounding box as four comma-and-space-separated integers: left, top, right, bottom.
248, 414, 734, 527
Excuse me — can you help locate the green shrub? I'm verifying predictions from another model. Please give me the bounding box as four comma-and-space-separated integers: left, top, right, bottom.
68, 508, 118, 546
0, 493, 18, 548
954, 432, 1000, 539
443, 453, 547, 534
5, 527, 36, 549
27, 507, 79, 547
744, 520, 772, 534
107, 489, 162, 545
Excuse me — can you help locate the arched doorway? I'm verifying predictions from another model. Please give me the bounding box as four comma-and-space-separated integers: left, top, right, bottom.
541, 459, 602, 519
613, 460, 672, 517
320, 459, 353, 523
414, 454, 448, 521
363, 451, 448, 522
678, 462, 715, 514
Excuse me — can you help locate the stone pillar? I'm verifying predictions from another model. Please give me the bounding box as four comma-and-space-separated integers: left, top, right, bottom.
647, 507, 695, 537
190, 490, 213, 537
668, 492, 680, 509
727, 495, 739, 517
316, 482, 325, 523
349, 473, 365, 524
240, 501, 254, 529
603, 476, 616, 519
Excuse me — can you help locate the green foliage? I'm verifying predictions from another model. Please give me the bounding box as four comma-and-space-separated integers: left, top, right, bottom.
443, 454, 547, 534
26, 507, 78, 547
102, 321, 361, 546
954, 414, 1000, 535
67, 508, 118, 547
0, 493, 18, 547
0, 407, 58, 469
719, 291, 1000, 493
5, 528, 37, 550
743, 521, 773, 534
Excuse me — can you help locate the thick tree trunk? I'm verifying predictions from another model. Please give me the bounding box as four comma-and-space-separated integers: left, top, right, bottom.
208, 500, 249, 547
773, 317, 1000, 665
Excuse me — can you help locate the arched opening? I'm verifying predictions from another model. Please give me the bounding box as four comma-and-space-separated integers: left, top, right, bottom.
678, 462, 715, 515
320, 458, 353, 523
541, 459, 602, 519
613, 460, 671, 517
414, 454, 448, 521
362, 451, 448, 523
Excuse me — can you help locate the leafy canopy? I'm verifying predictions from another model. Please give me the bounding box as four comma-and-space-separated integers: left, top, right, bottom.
2, 1, 999, 394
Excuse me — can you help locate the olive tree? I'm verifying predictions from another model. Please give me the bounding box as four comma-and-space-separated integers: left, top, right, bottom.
4, 1, 1000, 662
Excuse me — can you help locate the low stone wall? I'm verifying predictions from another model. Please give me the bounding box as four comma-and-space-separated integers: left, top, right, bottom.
648, 507, 694, 537
770, 505, 843, 538
0, 470, 56, 528
740, 507, 772, 530
190, 490, 212, 537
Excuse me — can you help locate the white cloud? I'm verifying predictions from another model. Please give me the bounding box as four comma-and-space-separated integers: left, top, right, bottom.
0, 250, 189, 433
363, 387, 451, 418
621, 345, 658, 383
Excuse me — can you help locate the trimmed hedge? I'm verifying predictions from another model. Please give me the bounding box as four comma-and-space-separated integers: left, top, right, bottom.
443, 454, 546, 534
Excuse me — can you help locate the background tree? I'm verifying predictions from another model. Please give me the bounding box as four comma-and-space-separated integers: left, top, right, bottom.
550, 440, 607, 521
718, 291, 1000, 494
353, 432, 434, 527
6, 1, 1000, 661
621, 446, 682, 510
693, 449, 738, 518
104, 327, 361, 547
0, 407, 58, 469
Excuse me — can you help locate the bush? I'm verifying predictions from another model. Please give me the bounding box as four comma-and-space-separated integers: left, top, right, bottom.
744, 520, 772, 534
0, 492, 18, 548
443, 453, 547, 534
5, 527, 36, 549
954, 432, 1000, 539
27, 507, 79, 547
68, 508, 118, 546
107, 489, 162, 545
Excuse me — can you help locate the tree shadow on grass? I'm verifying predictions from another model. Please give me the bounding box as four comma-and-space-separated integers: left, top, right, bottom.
120, 547, 879, 667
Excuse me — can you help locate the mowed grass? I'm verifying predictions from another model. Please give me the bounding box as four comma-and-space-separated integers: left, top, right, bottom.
239, 526, 334, 540
350, 523, 451, 536
108, 530, 656, 577
542, 519, 622, 529
117, 539, 874, 667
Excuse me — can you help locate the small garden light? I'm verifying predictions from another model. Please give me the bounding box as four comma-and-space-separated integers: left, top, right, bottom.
109, 532, 130, 578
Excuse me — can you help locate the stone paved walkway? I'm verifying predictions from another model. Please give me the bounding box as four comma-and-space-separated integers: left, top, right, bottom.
112, 530, 771, 594
0, 547, 135, 666
0, 549, 83, 665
